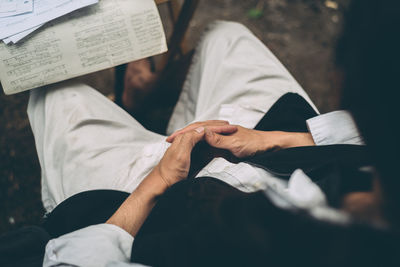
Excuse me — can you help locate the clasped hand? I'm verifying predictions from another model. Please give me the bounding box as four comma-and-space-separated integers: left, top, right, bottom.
155, 120, 315, 189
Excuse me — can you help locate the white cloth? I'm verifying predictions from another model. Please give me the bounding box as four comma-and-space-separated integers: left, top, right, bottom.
31, 21, 361, 267
306, 110, 364, 146
166, 21, 318, 133
28, 84, 170, 213
43, 224, 139, 267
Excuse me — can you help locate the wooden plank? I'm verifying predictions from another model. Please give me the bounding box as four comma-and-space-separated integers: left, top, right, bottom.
168, 0, 181, 22
155, 0, 169, 5
159, 0, 199, 70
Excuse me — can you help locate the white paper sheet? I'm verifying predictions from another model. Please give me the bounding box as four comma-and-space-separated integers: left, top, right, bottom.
3, 24, 43, 43
0, 0, 18, 13
0, 0, 98, 39
0, 0, 33, 18
0, 0, 168, 95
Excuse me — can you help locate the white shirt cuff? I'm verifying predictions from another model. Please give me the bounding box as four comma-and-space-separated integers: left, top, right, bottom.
43, 224, 134, 267
306, 110, 364, 146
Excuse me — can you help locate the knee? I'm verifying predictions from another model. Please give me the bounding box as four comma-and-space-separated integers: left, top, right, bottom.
200, 20, 251, 48
27, 82, 97, 117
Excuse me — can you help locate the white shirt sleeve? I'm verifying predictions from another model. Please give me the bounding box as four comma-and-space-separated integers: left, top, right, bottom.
306, 110, 365, 146
43, 224, 146, 267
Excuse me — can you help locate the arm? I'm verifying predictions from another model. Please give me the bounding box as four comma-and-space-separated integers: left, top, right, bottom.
167, 111, 363, 159
106, 169, 168, 236
167, 122, 314, 158
203, 126, 315, 158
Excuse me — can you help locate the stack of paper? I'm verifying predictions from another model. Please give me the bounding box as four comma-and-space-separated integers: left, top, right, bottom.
0, 0, 99, 44
0, 0, 168, 95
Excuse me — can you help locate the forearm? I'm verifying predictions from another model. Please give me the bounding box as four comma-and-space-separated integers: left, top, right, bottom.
106, 167, 167, 236
279, 131, 316, 148
258, 131, 315, 152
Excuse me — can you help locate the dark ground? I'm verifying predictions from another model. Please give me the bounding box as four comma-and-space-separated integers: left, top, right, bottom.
0, 0, 347, 233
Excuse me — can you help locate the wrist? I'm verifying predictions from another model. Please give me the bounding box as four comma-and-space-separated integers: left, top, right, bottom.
280, 132, 315, 148
106, 167, 169, 236
142, 167, 170, 198
257, 131, 287, 152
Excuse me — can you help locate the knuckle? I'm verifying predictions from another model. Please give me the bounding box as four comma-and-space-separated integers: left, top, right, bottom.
214, 136, 223, 145
175, 151, 188, 164
232, 146, 243, 155
181, 132, 192, 140
181, 132, 197, 145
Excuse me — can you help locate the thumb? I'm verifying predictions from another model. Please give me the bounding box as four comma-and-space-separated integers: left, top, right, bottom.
204, 128, 230, 149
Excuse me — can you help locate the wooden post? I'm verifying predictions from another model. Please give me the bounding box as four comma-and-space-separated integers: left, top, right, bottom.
159, 0, 199, 70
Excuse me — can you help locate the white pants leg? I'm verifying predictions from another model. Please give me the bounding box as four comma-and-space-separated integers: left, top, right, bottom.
167, 21, 318, 134
28, 82, 169, 212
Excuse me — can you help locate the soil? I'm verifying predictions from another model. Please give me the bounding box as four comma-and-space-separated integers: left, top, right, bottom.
0, 0, 348, 233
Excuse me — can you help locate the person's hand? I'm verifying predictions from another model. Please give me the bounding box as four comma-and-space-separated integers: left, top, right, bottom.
155, 126, 208, 188
108, 128, 207, 236
204, 126, 315, 158
166, 120, 238, 143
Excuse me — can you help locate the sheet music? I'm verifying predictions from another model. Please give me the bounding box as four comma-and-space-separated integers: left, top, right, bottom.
0, 0, 167, 95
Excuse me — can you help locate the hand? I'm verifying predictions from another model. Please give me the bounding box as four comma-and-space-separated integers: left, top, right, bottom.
166, 120, 238, 143
156, 126, 208, 188
107, 126, 214, 236
204, 126, 315, 158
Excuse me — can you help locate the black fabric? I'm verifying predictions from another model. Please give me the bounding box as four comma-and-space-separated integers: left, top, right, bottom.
246, 144, 370, 177
43, 190, 130, 238
0, 226, 50, 267
0, 191, 129, 266
246, 145, 372, 207
254, 92, 317, 132
131, 177, 400, 267
129, 93, 378, 266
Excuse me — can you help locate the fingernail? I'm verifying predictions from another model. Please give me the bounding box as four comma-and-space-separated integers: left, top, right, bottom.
195, 127, 204, 133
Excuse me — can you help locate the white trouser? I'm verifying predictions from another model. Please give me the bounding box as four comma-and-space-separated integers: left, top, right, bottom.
27, 21, 317, 213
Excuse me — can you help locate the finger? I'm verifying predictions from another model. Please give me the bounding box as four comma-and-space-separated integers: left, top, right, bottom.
208, 125, 238, 135
171, 127, 205, 150
204, 128, 232, 150
167, 120, 229, 142
169, 127, 205, 160
167, 124, 237, 143
166, 121, 230, 143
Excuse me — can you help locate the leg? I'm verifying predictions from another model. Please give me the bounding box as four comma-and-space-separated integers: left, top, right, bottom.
28, 82, 169, 212
121, 58, 158, 114
167, 21, 318, 134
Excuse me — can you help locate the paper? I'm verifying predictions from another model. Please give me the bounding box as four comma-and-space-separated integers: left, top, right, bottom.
3, 24, 43, 43
0, 0, 98, 40
0, 0, 33, 18
0, 0, 168, 95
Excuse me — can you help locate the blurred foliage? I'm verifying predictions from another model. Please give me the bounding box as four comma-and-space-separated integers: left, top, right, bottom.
247, 8, 264, 19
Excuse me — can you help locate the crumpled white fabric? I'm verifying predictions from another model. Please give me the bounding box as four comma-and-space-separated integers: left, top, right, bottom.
285, 169, 327, 208
44, 224, 134, 267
